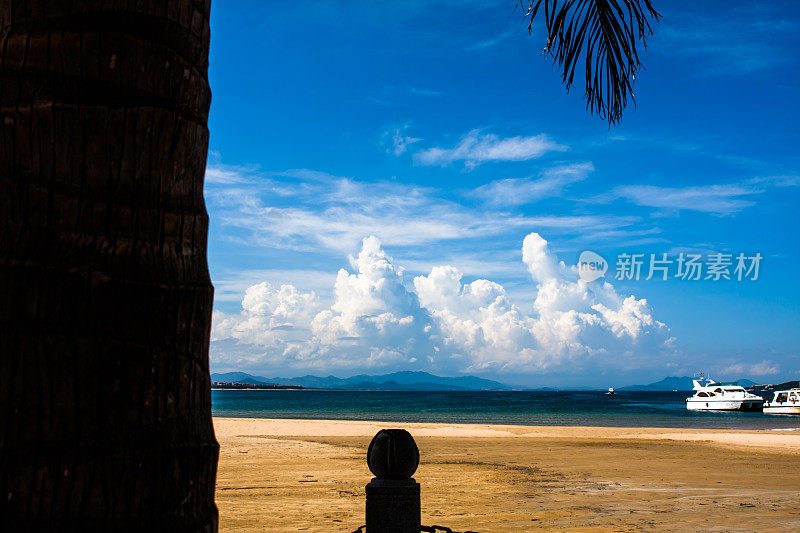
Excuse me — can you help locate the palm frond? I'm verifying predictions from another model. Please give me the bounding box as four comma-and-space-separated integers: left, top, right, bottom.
521, 0, 660, 125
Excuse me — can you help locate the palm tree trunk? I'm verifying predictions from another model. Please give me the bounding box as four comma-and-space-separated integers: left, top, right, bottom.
0, 1, 218, 529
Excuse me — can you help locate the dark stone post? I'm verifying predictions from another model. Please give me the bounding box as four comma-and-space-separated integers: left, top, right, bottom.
365, 429, 421, 533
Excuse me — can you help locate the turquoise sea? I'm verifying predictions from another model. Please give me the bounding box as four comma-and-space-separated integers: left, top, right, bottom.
211, 390, 800, 430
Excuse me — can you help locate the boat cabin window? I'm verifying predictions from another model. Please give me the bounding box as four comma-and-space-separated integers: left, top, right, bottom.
697, 392, 709, 397
714, 388, 723, 393
724, 388, 742, 392
776, 393, 788, 402
790, 393, 798, 402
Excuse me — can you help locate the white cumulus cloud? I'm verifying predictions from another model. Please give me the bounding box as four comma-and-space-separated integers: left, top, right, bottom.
211, 234, 674, 377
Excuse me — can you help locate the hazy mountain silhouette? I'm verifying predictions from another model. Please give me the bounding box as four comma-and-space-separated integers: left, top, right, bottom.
210, 370, 511, 390
618, 376, 758, 391
211, 372, 765, 391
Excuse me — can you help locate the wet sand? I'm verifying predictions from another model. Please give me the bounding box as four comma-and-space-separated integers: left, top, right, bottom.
214, 418, 800, 532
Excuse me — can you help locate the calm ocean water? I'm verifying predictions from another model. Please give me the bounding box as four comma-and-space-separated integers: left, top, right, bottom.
211, 390, 800, 430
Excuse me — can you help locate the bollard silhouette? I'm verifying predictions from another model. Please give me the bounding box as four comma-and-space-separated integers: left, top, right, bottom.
365, 429, 421, 533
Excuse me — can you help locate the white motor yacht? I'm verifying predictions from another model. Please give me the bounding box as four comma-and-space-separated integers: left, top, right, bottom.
762, 389, 800, 415
685, 375, 764, 411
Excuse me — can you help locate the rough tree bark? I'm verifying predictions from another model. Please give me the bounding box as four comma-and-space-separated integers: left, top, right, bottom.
0, 0, 218, 529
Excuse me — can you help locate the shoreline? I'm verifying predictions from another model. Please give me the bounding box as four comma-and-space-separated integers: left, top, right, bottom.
211, 413, 800, 434
213, 417, 800, 451
210, 388, 304, 391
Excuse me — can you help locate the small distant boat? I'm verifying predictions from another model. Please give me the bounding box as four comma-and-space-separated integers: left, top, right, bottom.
606, 387, 615, 395
763, 389, 800, 415
685, 374, 763, 411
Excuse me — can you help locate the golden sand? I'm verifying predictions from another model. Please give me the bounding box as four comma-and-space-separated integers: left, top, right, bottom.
214, 418, 800, 532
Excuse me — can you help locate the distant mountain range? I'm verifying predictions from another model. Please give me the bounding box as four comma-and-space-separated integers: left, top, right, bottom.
618, 376, 758, 392
210, 371, 512, 391
210, 371, 764, 391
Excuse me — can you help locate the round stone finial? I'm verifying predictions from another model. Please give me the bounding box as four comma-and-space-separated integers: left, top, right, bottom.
367, 429, 419, 479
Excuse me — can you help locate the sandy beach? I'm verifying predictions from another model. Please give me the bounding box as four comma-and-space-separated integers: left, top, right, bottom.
214, 418, 800, 532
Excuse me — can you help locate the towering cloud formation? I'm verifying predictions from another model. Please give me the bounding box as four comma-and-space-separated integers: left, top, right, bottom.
211, 234, 673, 376
310, 236, 434, 367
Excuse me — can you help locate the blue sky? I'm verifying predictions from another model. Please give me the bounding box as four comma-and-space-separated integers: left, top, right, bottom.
205, 0, 800, 387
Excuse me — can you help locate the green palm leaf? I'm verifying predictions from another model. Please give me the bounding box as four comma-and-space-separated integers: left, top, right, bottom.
521, 0, 660, 125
